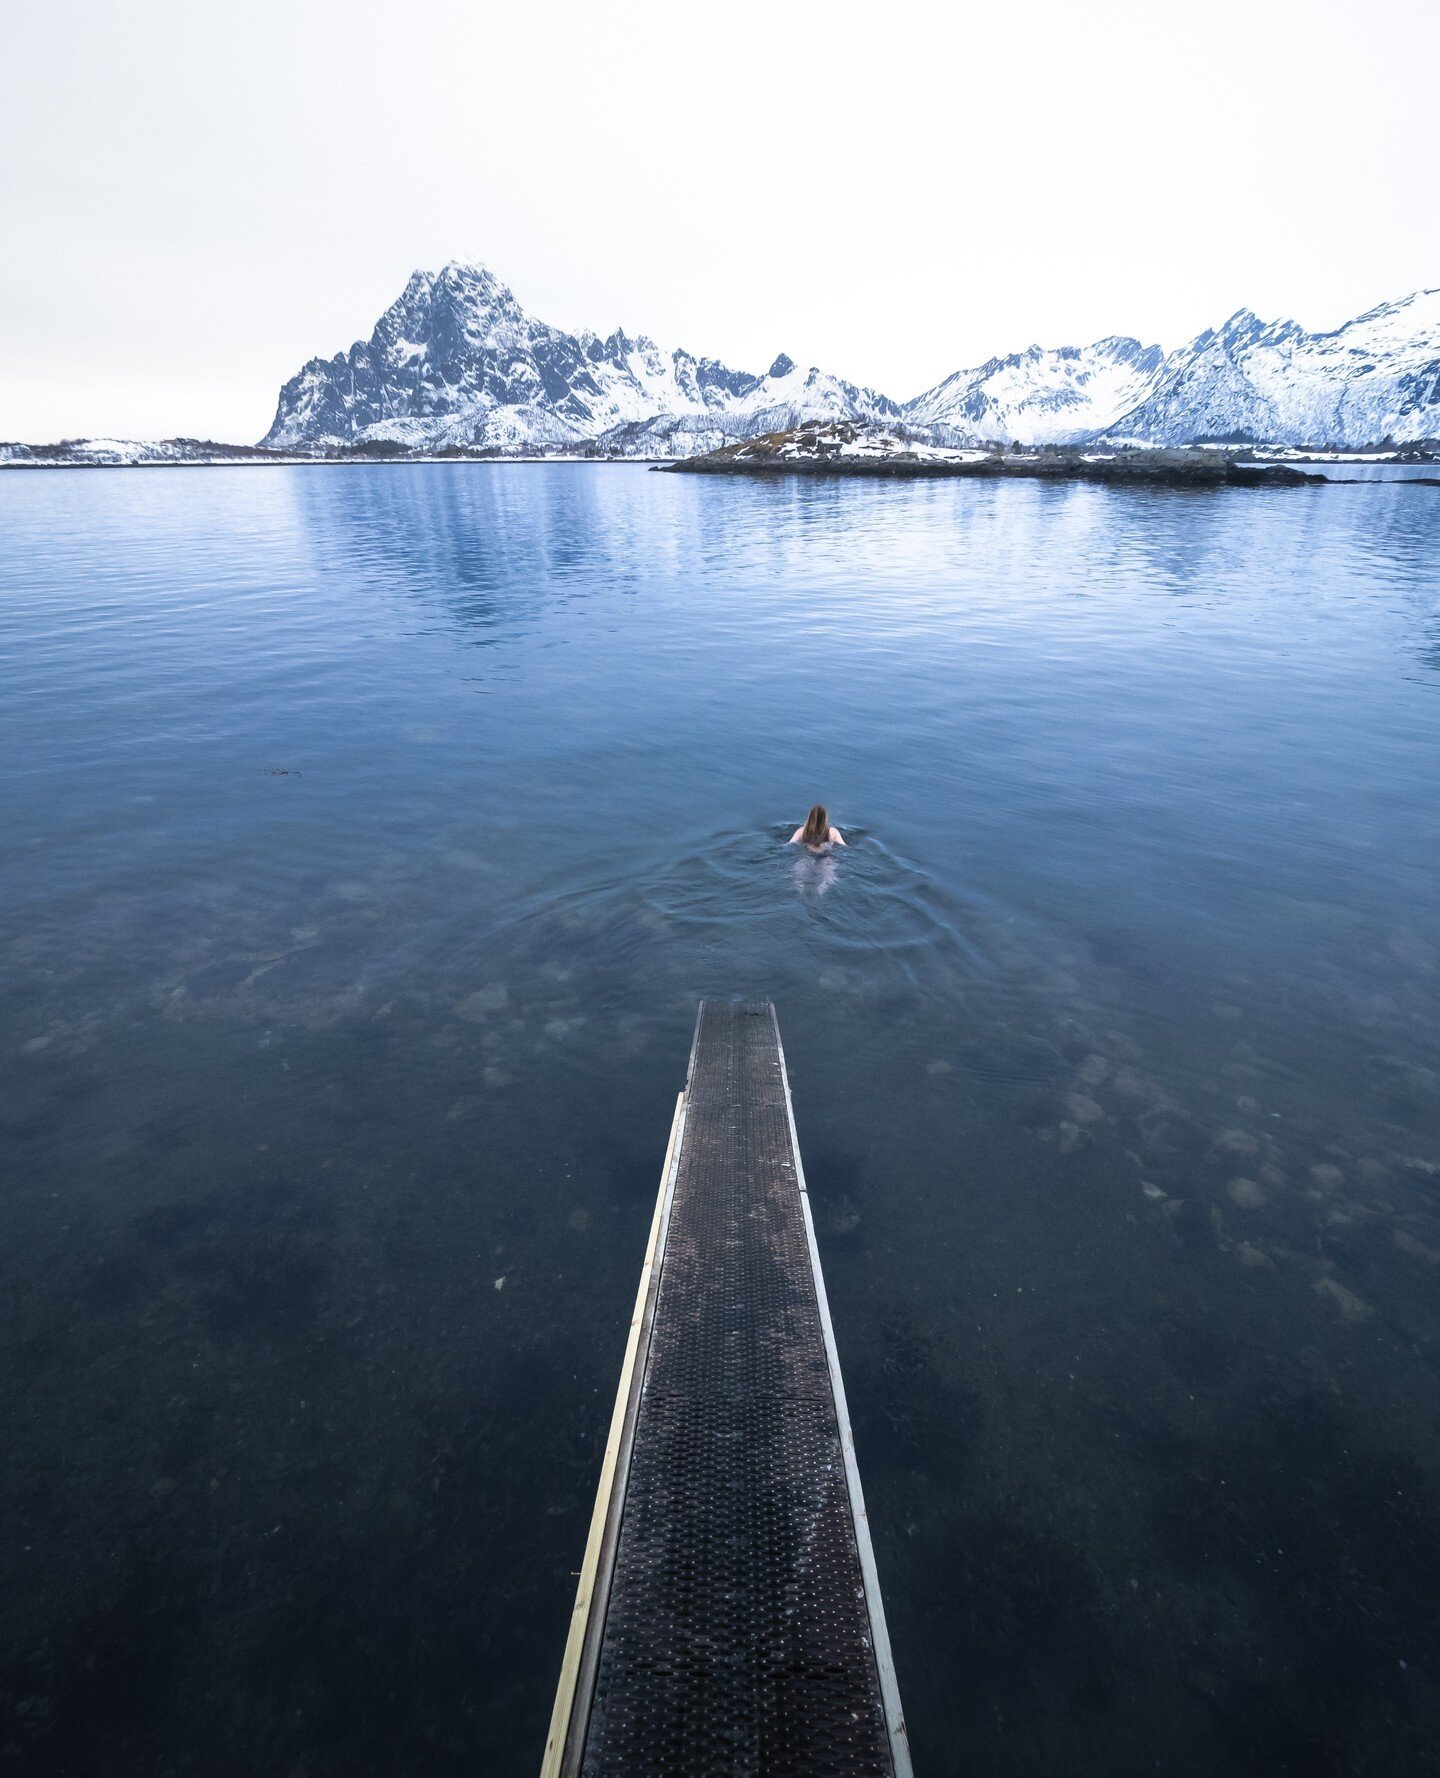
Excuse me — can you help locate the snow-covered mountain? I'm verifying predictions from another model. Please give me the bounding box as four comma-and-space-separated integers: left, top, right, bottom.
908, 293, 1440, 449
905, 336, 1167, 444
262, 262, 1440, 457
263, 260, 896, 455
1104, 290, 1440, 447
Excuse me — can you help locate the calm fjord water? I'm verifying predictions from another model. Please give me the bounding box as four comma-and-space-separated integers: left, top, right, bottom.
2, 464, 1439, 1776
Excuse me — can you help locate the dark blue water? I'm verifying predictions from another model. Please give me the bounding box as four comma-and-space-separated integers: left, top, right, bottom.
2, 464, 1439, 1776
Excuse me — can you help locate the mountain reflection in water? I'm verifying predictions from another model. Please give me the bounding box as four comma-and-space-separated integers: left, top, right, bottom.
1, 463, 1438, 1776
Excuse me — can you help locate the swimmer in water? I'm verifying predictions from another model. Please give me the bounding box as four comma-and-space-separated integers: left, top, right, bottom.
789, 804, 846, 852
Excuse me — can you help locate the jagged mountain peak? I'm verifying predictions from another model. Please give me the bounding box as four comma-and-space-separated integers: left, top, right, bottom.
1198, 308, 1303, 353
264, 262, 888, 455
369, 258, 527, 355
1369, 286, 1440, 323
401, 259, 515, 311
905, 333, 1169, 444
1097, 335, 1167, 366
1108, 289, 1440, 446
1218, 305, 1269, 334
262, 264, 1440, 455
1324, 286, 1440, 353
430, 256, 509, 291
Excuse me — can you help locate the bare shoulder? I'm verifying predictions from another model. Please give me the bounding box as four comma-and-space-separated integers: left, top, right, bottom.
788, 827, 805, 844
829, 827, 846, 845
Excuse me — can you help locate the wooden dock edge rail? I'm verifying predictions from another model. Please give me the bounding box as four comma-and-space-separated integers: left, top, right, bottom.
541, 1000, 911, 1776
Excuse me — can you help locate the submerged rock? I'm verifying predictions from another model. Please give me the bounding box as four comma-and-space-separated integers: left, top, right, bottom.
1226, 1177, 1267, 1209
1313, 1276, 1371, 1322
454, 984, 510, 1022
1214, 1128, 1260, 1157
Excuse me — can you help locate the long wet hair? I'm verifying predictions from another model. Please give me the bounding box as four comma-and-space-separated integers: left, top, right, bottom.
801, 804, 830, 845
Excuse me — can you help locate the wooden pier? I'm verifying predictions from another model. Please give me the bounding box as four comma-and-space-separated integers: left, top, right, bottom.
541, 1000, 910, 1776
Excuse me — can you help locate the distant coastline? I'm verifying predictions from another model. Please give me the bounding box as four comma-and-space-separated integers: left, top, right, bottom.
0, 454, 662, 471
3, 427, 1437, 480
657, 424, 1440, 489
0, 441, 661, 471
661, 428, 1322, 488
7, 265, 1440, 470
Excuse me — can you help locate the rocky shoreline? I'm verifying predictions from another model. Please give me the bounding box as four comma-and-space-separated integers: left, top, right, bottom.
5, 428, 1435, 481
663, 425, 1326, 488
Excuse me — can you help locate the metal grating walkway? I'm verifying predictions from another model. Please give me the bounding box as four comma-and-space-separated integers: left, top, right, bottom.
542, 1001, 910, 1777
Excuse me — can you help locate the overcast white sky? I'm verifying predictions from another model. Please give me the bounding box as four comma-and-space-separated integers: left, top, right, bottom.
2, 0, 1436, 442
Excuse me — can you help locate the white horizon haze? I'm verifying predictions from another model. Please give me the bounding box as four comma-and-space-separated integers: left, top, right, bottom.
2, 0, 1438, 443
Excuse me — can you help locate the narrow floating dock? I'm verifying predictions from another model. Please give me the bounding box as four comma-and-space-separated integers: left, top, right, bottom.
542, 1000, 910, 1777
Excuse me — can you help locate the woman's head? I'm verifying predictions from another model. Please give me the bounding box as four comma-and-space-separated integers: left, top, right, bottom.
801, 804, 830, 845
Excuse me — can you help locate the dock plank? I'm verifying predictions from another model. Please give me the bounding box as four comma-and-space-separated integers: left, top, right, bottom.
545, 1001, 909, 1776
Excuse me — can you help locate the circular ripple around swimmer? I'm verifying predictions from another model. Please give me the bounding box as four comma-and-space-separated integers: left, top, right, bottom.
635, 829, 1006, 989
473, 829, 1057, 1025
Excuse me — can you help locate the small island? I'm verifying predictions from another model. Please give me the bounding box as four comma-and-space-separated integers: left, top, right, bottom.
663, 421, 1325, 487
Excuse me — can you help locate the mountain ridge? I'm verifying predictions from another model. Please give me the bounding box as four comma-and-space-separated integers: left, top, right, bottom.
5, 261, 1438, 464
1105, 288, 1440, 447
261, 260, 1440, 456
263, 258, 897, 458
